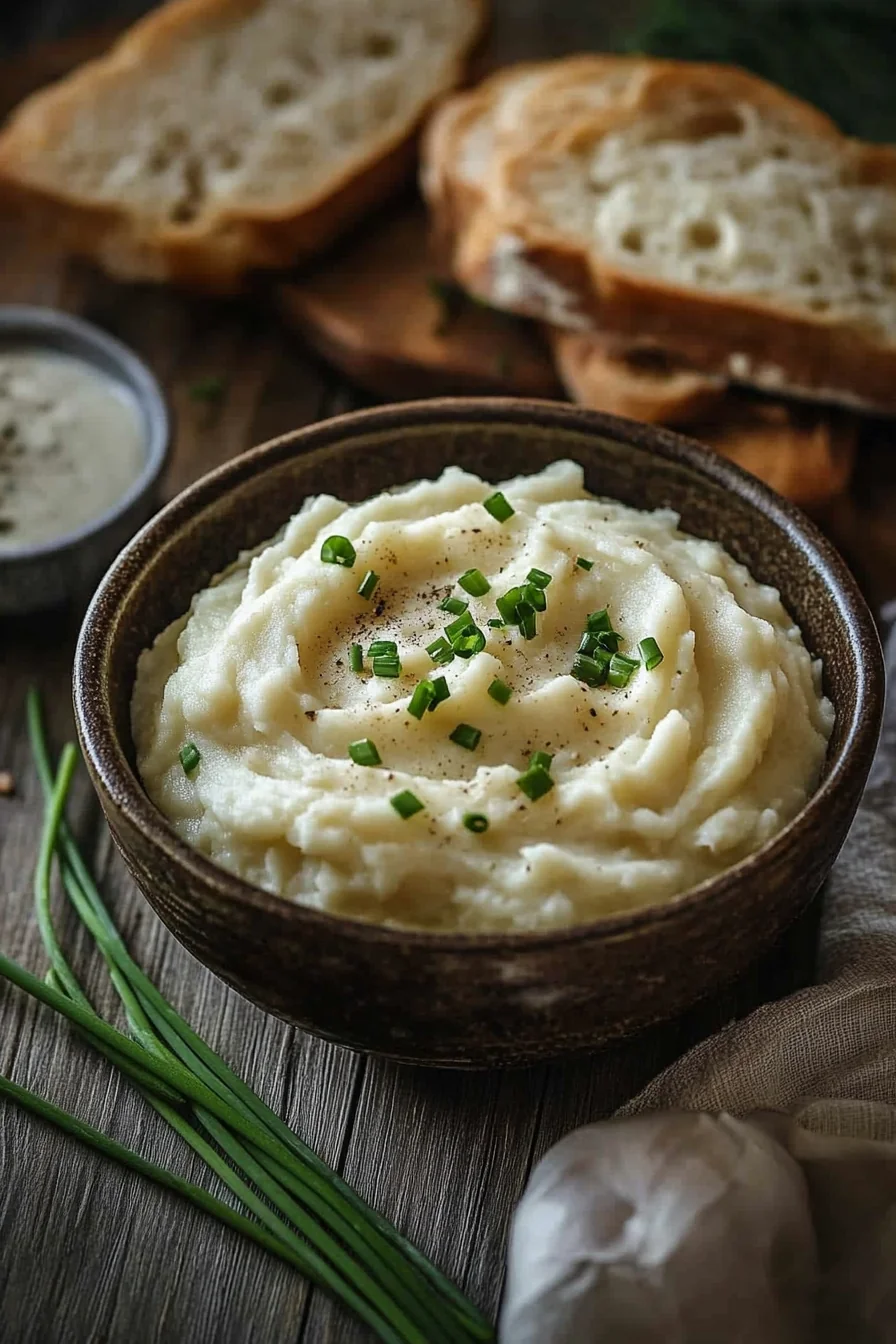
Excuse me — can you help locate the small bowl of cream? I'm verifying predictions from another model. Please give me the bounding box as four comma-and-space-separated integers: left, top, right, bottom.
0, 305, 169, 616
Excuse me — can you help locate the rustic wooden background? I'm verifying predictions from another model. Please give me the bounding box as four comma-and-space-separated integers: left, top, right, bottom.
1, 3, 894, 1342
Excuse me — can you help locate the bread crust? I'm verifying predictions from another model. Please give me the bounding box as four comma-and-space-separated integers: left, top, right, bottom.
428, 56, 896, 413
0, 0, 487, 291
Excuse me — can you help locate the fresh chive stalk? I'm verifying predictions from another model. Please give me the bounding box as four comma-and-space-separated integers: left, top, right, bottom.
426, 637, 455, 667
457, 569, 490, 598
179, 742, 200, 775
487, 679, 512, 706
372, 656, 401, 678
439, 596, 469, 616
349, 739, 382, 767
516, 765, 554, 802
358, 571, 380, 601
428, 677, 451, 712
572, 651, 610, 687
608, 654, 639, 688
391, 790, 425, 820
526, 569, 552, 589
462, 814, 489, 834
320, 536, 356, 568
529, 751, 553, 772
449, 724, 481, 752
350, 644, 364, 674
18, 693, 494, 1344
368, 640, 398, 658
453, 628, 486, 659
575, 557, 594, 571
482, 492, 514, 523
639, 637, 665, 670
407, 682, 436, 720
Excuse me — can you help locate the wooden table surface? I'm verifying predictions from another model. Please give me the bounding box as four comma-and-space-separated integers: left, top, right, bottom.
1, 4, 895, 1342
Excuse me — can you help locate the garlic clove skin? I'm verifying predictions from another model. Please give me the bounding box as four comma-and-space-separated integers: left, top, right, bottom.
499, 1111, 818, 1344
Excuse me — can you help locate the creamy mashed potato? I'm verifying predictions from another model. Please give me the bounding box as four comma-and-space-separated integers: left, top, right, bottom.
131, 462, 833, 931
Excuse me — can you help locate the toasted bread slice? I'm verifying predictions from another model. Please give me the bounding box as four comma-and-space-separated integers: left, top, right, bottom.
551, 330, 726, 425
0, 0, 485, 290
449, 59, 896, 411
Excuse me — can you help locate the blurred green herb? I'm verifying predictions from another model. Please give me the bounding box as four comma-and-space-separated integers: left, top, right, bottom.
189, 375, 227, 405
621, 0, 896, 141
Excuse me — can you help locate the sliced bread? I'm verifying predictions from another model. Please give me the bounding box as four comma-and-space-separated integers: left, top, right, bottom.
0, 0, 485, 290
427, 58, 896, 412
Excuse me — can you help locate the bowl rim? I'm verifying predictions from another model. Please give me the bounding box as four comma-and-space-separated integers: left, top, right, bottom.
74, 396, 885, 951
0, 304, 170, 563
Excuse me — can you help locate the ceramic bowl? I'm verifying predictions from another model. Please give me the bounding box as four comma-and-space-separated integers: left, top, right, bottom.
73, 400, 884, 1067
0, 305, 169, 616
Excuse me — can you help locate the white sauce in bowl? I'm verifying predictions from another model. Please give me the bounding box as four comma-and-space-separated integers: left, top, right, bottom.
0, 349, 146, 551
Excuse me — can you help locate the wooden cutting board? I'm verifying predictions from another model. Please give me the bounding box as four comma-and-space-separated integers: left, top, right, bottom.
277, 207, 859, 518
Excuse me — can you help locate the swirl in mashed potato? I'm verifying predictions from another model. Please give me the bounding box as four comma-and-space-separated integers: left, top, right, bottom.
131, 461, 833, 932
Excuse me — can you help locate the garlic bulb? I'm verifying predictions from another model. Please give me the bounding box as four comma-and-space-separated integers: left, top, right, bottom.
499, 1112, 818, 1343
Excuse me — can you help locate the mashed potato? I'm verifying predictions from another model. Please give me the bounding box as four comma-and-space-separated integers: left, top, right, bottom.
131, 461, 833, 931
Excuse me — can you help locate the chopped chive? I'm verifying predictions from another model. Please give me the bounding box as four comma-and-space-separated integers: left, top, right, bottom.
530, 750, 553, 772
572, 650, 610, 687
372, 655, 401, 678
453, 628, 486, 659
586, 608, 613, 633
526, 568, 552, 589
445, 611, 475, 642
517, 765, 554, 802
179, 743, 201, 775
449, 723, 482, 751
320, 535, 356, 568
439, 595, 469, 616
463, 813, 489, 834
407, 680, 436, 720
496, 586, 526, 624
596, 630, 622, 654
522, 582, 547, 613
517, 602, 537, 640
357, 570, 380, 600
639, 637, 664, 671
578, 631, 601, 656
367, 639, 397, 657
487, 618, 505, 629
348, 738, 381, 767
427, 675, 451, 711
350, 643, 364, 674
426, 636, 455, 667
483, 491, 514, 523
458, 568, 491, 597
488, 678, 512, 706
576, 556, 594, 571
391, 789, 424, 819
608, 653, 639, 688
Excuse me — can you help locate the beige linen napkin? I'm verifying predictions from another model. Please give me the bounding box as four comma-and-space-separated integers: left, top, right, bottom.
501, 610, 896, 1343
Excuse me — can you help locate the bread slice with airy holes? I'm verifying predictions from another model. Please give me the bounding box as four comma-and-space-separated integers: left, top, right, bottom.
445, 59, 896, 412
0, 0, 485, 291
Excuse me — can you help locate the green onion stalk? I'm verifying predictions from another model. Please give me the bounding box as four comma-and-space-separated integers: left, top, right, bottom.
0, 690, 494, 1344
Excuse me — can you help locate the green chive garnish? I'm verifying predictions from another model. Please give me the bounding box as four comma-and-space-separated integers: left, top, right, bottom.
357, 570, 380, 600
596, 630, 622, 653
408, 680, 436, 720
639, 637, 664, 671
517, 765, 554, 802
320, 535, 356, 568
348, 738, 381, 767
463, 813, 489, 834
530, 750, 553, 772
426, 636, 455, 666
458, 568, 490, 597
608, 653, 639, 688
578, 631, 600, 656
496, 586, 525, 624
488, 678, 512, 705
517, 603, 537, 641
372, 655, 401, 678
453, 628, 486, 659
483, 491, 514, 523
449, 723, 482, 751
526, 568, 552, 589
179, 743, 201, 775
586, 608, 613, 633
350, 643, 364, 674
427, 675, 451, 711
522, 582, 547, 613
439, 595, 469, 616
368, 639, 397, 657
486, 618, 505, 629
572, 650, 610, 687
391, 789, 424, 819
576, 556, 594, 571
445, 611, 475, 642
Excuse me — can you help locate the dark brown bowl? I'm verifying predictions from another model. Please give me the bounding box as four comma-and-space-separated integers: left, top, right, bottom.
74, 400, 884, 1068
